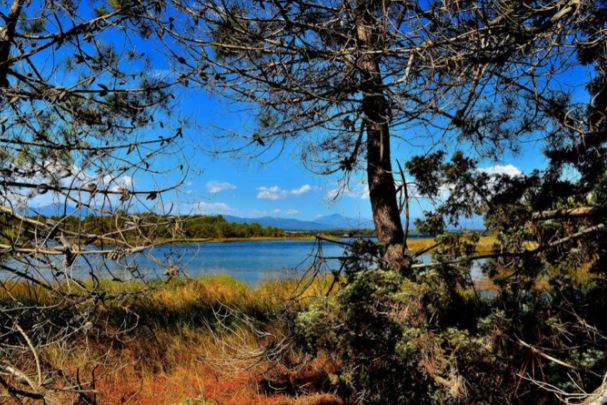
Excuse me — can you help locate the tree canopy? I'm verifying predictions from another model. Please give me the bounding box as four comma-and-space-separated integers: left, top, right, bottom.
0, 0, 188, 399
165, 0, 603, 273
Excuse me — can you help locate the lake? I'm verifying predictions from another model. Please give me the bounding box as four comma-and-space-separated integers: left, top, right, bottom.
7, 238, 486, 286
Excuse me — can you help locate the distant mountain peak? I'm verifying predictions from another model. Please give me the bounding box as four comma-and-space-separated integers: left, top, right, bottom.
224, 213, 374, 231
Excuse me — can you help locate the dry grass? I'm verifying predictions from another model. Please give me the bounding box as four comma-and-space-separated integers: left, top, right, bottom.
87, 277, 341, 404
91, 335, 287, 405
0, 276, 337, 404
408, 235, 497, 255
0, 236, 500, 404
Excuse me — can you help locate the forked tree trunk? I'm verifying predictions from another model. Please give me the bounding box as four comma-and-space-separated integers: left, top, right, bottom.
355, 1, 411, 274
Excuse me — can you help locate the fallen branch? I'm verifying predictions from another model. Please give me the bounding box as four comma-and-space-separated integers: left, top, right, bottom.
531, 207, 600, 221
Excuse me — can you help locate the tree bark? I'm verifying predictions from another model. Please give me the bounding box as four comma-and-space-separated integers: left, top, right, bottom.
355, 1, 411, 274
0, 0, 24, 88
364, 101, 412, 274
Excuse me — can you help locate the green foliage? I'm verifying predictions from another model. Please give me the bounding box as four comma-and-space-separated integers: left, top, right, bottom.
179, 215, 284, 239
294, 228, 607, 404
296, 270, 412, 403
295, 267, 494, 404
396, 142, 607, 402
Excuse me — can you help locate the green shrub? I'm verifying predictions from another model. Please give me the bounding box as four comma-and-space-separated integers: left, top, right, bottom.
295, 269, 448, 403
294, 257, 607, 404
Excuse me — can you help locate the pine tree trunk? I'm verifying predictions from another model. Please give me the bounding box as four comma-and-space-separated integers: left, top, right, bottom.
0, 0, 24, 88
355, 1, 411, 274
363, 94, 411, 274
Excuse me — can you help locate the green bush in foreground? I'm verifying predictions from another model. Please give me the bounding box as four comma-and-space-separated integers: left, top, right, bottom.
294, 261, 607, 404
295, 268, 490, 404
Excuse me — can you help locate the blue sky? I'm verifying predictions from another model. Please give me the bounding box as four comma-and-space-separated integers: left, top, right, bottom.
28, 49, 585, 224
158, 65, 593, 223
169, 96, 374, 220
19, 6, 593, 225
150, 86, 550, 223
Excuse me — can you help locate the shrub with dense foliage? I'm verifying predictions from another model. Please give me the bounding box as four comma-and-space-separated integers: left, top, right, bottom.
294, 232, 607, 404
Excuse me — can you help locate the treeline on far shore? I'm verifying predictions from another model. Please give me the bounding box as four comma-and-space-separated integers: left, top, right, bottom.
6, 211, 461, 244
20, 214, 286, 241
6, 211, 383, 244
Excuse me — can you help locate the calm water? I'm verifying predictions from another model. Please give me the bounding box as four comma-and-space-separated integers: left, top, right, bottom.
7, 238, 486, 286
132, 239, 348, 284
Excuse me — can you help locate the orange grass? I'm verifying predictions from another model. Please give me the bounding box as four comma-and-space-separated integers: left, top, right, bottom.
3, 275, 337, 404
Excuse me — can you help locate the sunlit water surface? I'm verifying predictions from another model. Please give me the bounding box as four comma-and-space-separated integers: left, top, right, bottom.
8, 238, 487, 287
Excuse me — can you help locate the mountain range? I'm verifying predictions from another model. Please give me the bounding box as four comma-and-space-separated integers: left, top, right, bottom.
24, 204, 375, 230
25, 204, 486, 231
223, 213, 375, 231
22, 204, 95, 217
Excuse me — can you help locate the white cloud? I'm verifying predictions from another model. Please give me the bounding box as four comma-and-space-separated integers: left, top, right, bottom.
326, 180, 369, 200
5, 160, 137, 209
189, 201, 235, 215
108, 175, 134, 192
256, 184, 314, 200
256, 186, 283, 200
177, 203, 269, 217
290, 184, 312, 195
272, 208, 300, 216
206, 181, 237, 194
478, 164, 522, 177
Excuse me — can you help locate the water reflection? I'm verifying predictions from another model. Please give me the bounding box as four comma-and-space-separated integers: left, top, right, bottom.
4, 239, 489, 288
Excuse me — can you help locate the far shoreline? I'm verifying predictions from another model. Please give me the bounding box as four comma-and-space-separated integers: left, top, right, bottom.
119, 233, 495, 254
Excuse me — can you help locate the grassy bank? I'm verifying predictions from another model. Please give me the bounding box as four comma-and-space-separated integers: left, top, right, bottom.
116, 234, 497, 255
0, 235, 498, 404
407, 234, 496, 254
92, 276, 327, 404
0, 276, 338, 405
